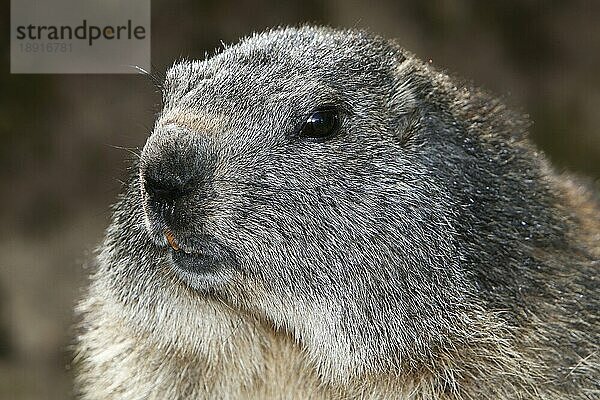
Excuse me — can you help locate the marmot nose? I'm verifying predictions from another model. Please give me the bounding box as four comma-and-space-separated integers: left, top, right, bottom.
142, 167, 197, 226
144, 174, 195, 205
140, 125, 211, 228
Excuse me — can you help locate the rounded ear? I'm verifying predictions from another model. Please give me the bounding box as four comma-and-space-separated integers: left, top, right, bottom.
386, 48, 423, 145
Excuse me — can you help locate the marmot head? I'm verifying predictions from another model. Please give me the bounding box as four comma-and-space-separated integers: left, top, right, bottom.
114, 26, 565, 380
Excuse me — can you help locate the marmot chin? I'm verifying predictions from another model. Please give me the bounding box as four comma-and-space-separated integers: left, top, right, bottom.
75, 26, 599, 399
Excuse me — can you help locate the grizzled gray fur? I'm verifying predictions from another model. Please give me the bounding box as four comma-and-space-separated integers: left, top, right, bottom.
75, 26, 599, 399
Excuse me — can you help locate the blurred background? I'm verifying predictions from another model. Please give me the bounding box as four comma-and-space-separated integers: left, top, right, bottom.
1, 1, 599, 398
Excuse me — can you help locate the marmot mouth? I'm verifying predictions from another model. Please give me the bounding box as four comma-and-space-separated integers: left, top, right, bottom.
165, 229, 180, 250
171, 250, 218, 275
163, 229, 219, 275
164, 229, 195, 255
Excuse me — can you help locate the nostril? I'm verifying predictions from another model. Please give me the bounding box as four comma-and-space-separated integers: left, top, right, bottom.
144, 174, 194, 204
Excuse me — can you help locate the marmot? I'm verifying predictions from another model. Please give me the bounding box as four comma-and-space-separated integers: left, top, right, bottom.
75, 26, 599, 399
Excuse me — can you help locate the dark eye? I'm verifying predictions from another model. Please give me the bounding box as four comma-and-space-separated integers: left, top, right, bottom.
298, 107, 341, 141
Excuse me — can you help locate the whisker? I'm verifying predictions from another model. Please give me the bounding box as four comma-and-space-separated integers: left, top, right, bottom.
107, 144, 142, 160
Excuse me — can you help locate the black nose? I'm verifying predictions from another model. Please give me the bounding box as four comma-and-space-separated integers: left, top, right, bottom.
144, 174, 194, 204
140, 126, 211, 228
142, 168, 197, 227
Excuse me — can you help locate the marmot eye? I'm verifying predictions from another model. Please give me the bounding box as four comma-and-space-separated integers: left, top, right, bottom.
298, 108, 341, 141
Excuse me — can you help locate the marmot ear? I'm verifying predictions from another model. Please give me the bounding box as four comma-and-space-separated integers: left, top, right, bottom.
387, 48, 421, 145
